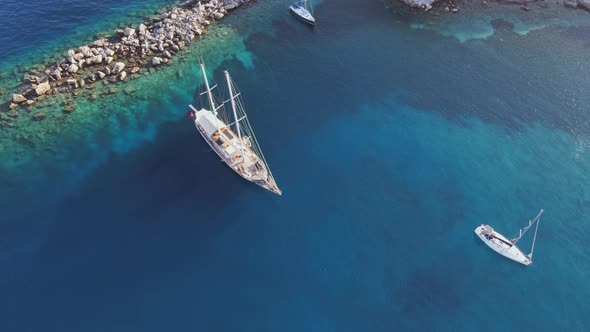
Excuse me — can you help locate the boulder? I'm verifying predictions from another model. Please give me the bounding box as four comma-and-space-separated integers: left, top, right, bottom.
105, 56, 113, 64
67, 64, 79, 73
33, 112, 46, 121
103, 66, 112, 75
74, 53, 85, 61
119, 71, 127, 81
97, 71, 106, 79
93, 39, 107, 47
152, 57, 162, 66
113, 62, 125, 74
214, 12, 224, 20
163, 51, 172, 59
564, 0, 578, 7
578, 0, 590, 10
35, 81, 51, 96
23, 74, 40, 84
12, 94, 26, 104
123, 27, 136, 37
78, 45, 90, 54
93, 54, 103, 64
139, 23, 147, 34
8, 103, 19, 110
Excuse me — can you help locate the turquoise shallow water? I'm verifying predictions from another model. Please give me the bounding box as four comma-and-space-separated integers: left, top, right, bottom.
1, 0, 590, 331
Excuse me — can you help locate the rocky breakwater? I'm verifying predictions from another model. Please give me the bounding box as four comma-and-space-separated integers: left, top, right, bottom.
399, 0, 590, 11
1, 0, 250, 128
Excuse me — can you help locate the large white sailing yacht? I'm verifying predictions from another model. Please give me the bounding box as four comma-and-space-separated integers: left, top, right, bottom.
289, 0, 315, 26
188, 63, 282, 195
475, 209, 544, 266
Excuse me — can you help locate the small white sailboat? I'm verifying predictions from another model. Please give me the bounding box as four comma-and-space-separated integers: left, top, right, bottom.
289, 0, 315, 26
475, 209, 543, 266
188, 63, 282, 195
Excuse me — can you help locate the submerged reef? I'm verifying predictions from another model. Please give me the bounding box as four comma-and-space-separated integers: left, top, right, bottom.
0, 0, 250, 128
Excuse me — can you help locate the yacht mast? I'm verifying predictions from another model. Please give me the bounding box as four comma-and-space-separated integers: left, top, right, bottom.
528, 209, 542, 258
512, 209, 544, 245
224, 70, 243, 149
200, 63, 217, 116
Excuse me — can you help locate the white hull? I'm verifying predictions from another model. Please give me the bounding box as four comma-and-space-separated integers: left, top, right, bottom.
191, 107, 281, 195
289, 2, 315, 25
475, 225, 532, 266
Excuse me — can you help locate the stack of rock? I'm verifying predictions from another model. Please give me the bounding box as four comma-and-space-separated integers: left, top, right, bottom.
4, 0, 250, 114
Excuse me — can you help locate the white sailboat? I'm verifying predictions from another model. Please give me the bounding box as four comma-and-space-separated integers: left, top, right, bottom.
289, 0, 315, 26
188, 63, 282, 195
474, 209, 543, 266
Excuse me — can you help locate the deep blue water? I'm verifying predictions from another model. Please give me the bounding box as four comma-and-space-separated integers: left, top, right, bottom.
2, 0, 590, 331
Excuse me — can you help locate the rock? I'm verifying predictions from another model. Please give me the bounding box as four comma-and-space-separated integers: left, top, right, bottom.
171, 44, 180, 52
163, 50, 172, 59
79, 79, 85, 87
90, 93, 98, 100
67, 79, 78, 88
67, 49, 75, 57
119, 71, 127, 81
564, 0, 578, 7
139, 23, 147, 34
103, 66, 112, 75
123, 87, 136, 95
399, 0, 434, 10
35, 81, 51, 96
26, 100, 35, 106
131, 66, 140, 73
578, 0, 590, 10
451, 8, 459, 12
74, 53, 85, 61
86, 58, 94, 65
152, 57, 162, 66
78, 45, 90, 55
12, 94, 26, 104
93, 54, 103, 64
8, 103, 19, 110
63, 105, 75, 113
23, 74, 40, 84
33, 112, 46, 121
124, 27, 136, 37
92, 38, 108, 47
67, 64, 79, 73
97, 71, 106, 79
105, 56, 113, 65
214, 12, 224, 20
113, 62, 125, 74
